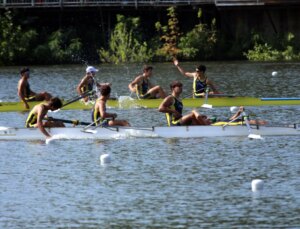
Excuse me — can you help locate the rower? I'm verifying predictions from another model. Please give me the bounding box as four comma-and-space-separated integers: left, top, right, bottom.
92, 85, 130, 127
128, 65, 166, 99
18, 67, 52, 109
158, 81, 211, 126
173, 59, 220, 98
211, 106, 267, 126
25, 97, 65, 139
76, 66, 110, 102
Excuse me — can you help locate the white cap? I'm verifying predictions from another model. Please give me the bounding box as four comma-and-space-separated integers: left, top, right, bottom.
230, 106, 238, 113
86, 66, 99, 73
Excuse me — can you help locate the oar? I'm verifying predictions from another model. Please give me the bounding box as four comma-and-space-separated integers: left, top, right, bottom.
222, 115, 243, 129
242, 111, 263, 139
201, 87, 212, 109
62, 90, 95, 108
44, 117, 91, 126
82, 117, 117, 133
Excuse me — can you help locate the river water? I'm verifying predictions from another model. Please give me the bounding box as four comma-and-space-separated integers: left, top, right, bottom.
0, 62, 299, 228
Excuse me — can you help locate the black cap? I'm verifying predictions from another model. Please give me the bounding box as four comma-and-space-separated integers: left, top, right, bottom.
196, 65, 206, 73
20, 67, 30, 74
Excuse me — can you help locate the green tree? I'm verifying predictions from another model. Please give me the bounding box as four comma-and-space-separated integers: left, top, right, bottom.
34, 29, 82, 64
99, 15, 153, 64
0, 10, 37, 65
177, 9, 217, 60
244, 32, 300, 61
155, 7, 181, 60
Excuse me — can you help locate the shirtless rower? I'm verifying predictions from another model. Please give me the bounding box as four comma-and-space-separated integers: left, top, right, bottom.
25, 97, 65, 139
18, 67, 52, 109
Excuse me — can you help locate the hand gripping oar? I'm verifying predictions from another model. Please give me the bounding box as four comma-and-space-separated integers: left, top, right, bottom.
242, 111, 263, 139
201, 87, 212, 109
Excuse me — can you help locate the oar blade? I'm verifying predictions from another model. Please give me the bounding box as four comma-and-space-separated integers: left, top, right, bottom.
201, 104, 213, 109
82, 129, 97, 134
248, 133, 263, 139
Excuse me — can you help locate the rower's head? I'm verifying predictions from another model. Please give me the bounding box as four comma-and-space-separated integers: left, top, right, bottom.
100, 85, 111, 97
49, 97, 63, 111
143, 65, 153, 77
86, 66, 98, 76
20, 67, 30, 78
170, 81, 183, 93
196, 65, 206, 74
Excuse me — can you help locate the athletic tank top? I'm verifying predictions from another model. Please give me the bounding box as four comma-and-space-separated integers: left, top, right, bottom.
81, 77, 94, 93
25, 105, 42, 127
91, 99, 106, 125
136, 78, 149, 96
193, 77, 207, 97
165, 96, 183, 126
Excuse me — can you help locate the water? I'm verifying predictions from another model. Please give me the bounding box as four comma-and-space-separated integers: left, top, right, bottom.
0, 62, 300, 228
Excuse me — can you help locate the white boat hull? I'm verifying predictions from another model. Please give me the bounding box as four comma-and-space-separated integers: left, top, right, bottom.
0, 124, 299, 140
153, 125, 300, 138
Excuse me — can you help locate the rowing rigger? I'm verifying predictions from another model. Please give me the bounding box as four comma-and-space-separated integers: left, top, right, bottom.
0, 124, 299, 140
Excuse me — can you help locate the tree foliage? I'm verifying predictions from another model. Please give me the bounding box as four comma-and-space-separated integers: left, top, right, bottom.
178, 9, 217, 60
34, 29, 82, 64
99, 15, 153, 64
155, 7, 181, 60
244, 32, 300, 61
0, 10, 37, 65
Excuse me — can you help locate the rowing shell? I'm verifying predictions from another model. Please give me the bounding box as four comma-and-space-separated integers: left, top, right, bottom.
0, 124, 299, 140
0, 97, 300, 112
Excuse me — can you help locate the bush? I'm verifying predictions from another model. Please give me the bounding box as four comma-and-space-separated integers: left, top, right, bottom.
0, 10, 37, 65
177, 9, 217, 60
99, 15, 153, 64
244, 32, 300, 61
155, 7, 181, 60
33, 29, 82, 64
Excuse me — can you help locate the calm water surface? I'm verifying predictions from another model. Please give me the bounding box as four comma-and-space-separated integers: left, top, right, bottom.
0, 62, 299, 228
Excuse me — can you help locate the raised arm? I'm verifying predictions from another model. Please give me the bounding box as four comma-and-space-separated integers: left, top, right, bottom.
173, 59, 194, 79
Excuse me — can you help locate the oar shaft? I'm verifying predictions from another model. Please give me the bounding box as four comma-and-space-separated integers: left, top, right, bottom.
244, 117, 252, 134
45, 118, 90, 126
62, 90, 94, 108
222, 115, 242, 128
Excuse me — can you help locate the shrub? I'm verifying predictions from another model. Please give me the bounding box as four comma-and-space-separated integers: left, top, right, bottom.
99, 15, 153, 64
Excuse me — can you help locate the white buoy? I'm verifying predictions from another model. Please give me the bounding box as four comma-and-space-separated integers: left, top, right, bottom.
100, 153, 111, 165
251, 179, 264, 192
272, 71, 278, 77
230, 106, 238, 113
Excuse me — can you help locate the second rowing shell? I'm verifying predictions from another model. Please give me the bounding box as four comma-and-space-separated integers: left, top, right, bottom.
1, 96, 300, 112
